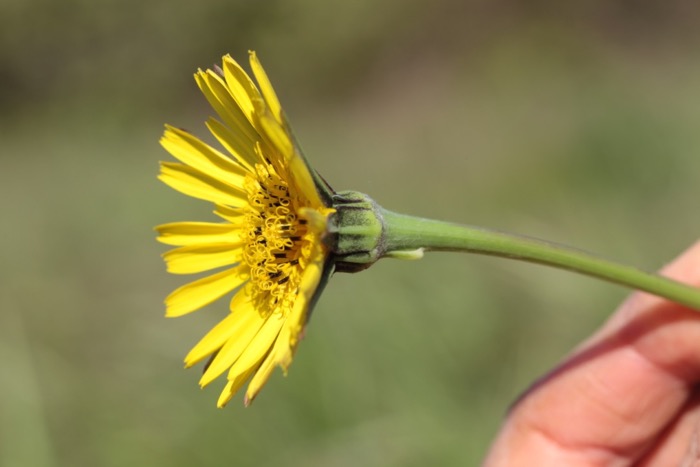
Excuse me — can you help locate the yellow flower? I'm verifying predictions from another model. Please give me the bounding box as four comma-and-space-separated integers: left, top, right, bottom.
156, 52, 335, 407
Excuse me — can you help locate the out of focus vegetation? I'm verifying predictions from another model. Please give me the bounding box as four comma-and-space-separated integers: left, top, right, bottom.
2, 1, 700, 465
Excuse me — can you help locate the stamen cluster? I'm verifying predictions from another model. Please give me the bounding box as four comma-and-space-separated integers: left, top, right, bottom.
243, 162, 309, 316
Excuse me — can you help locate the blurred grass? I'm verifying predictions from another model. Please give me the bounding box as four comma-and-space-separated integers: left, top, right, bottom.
2, 1, 700, 466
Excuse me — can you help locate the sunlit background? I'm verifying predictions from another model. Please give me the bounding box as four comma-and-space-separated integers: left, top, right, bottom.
2, 1, 700, 465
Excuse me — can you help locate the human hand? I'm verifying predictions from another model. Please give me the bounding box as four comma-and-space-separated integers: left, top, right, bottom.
484, 241, 700, 466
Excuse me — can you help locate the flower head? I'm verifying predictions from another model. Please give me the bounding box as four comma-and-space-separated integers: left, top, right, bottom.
157, 52, 335, 407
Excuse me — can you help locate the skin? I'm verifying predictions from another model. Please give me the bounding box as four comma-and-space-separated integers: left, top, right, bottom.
484, 241, 700, 467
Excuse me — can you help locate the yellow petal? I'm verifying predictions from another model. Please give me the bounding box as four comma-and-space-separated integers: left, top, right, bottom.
184, 311, 238, 367
194, 70, 258, 146
244, 324, 292, 405
244, 257, 325, 404
257, 111, 293, 160
288, 152, 325, 209
158, 162, 246, 207
163, 243, 243, 274
161, 125, 248, 186
213, 204, 248, 223
165, 266, 248, 317
205, 118, 258, 170
199, 301, 266, 387
222, 54, 260, 126
217, 367, 256, 408
225, 313, 284, 382
290, 254, 324, 339
183, 290, 252, 366
156, 221, 243, 246
254, 112, 324, 208
248, 51, 283, 125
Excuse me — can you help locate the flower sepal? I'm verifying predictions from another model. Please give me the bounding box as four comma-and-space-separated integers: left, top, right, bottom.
328, 191, 386, 273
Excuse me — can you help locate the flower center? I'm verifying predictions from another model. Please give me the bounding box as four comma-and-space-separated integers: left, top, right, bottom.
243, 162, 309, 317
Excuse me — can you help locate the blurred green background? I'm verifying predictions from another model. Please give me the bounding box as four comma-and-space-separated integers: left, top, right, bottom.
2, 1, 700, 465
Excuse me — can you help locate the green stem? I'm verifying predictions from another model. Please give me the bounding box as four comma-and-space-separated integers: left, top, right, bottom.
381, 208, 700, 310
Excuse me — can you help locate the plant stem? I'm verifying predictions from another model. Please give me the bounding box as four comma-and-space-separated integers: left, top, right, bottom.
381, 208, 700, 310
